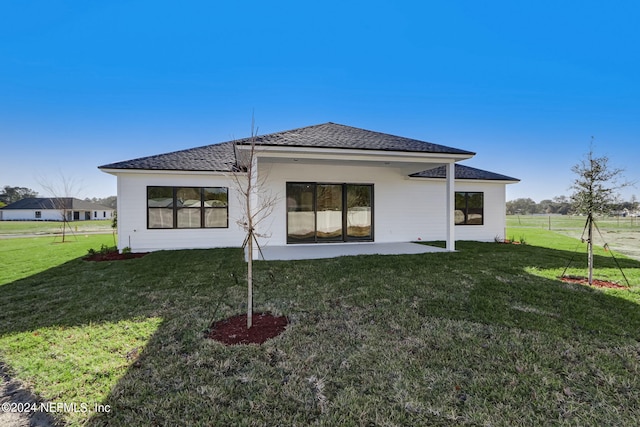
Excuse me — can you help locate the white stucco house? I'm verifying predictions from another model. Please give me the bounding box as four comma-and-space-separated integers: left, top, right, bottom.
0, 198, 114, 222
99, 123, 518, 254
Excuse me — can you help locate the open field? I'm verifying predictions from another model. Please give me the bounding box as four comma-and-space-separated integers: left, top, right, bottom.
508, 214, 640, 261
1, 230, 640, 425
507, 214, 640, 230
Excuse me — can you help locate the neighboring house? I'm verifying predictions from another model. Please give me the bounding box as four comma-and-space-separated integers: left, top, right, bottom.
0, 198, 114, 221
99, 122, 519, 253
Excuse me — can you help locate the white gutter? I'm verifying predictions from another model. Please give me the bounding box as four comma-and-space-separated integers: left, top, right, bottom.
99, 168, 242, 177
235, 144, 475, 163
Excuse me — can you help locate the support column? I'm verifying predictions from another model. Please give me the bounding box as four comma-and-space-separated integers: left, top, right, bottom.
446, 162, 455, 251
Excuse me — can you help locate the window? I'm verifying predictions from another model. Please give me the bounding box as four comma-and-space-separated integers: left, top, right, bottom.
35, 211, 42, 219
203, 187, 229, 228
177, 187, 201, 228
287, 182, 373, 243
94, 211, 97, 218
455, 192, 484, 225
147, 186, 228, 229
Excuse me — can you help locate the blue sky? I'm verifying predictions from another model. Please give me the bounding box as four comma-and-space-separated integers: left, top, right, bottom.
1, 1, 638, 202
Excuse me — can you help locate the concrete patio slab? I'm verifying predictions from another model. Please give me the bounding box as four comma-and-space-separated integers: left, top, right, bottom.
250, 242, 449, 261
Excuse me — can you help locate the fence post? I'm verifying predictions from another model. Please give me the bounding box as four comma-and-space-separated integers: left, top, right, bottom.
548, 215, 551, 231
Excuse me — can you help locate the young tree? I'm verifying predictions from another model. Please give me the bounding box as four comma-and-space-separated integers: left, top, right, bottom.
38, 173, 84, 243
229, 118, 278, 328
570, 143, 632, 284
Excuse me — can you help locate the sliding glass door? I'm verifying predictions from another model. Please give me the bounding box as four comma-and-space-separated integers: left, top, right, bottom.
316, 184, 343, 242
286, 183, 315, 243
346, 184, 372, 240
287, 182, 373, 243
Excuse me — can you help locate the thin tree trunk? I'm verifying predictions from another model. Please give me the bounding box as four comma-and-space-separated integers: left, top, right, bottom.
587, 214, 593, 285
246, 156, 254, 329
247, 233, 253, 329
62, 210, 67, 243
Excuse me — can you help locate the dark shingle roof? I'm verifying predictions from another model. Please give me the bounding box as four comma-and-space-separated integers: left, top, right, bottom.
411, 164, 520, 181
2, 198, 112, 210
236, 122, 475, 154
99, 141, 237, 172
99, 123, 475, 172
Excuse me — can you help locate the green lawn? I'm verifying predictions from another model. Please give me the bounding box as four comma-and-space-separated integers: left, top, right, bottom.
1, 231, 639, 425
0, 234, 117, 285
508, 215, 640, 261
507, 214, 640, 231
0, 220, 114, 235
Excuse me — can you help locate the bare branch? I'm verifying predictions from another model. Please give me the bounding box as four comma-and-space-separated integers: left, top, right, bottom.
35, 171, 83, 242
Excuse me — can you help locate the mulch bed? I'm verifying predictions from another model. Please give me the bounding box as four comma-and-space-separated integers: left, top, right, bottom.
560, 275, 628, 289
84, 252, 148, 262
207, 312, 288, 345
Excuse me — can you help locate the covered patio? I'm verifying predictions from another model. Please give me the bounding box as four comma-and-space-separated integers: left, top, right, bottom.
252, 241, 449, 261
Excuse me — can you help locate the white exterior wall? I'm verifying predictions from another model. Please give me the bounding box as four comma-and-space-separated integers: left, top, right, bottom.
0, 209, 113, 221
0, 209, 64, 221
256, 161, 508, 247
92, 210, 114, 220
452, 181, 507, 242
112, 163, 508, 252
116, 172, 246, 252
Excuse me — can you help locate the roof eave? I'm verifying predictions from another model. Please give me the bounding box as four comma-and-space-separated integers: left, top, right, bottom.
98, 167, 240, 176
236, 144, 475, 162
409, 176, 521, 184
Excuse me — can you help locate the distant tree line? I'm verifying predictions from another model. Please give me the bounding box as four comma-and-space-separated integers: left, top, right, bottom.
507, 194, 638, 215
0, 185, 38, 206
0, 185, 116, 209
84, 196, 117, 209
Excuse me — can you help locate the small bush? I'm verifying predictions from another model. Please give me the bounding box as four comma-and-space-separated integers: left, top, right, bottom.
87, 245, 118, 256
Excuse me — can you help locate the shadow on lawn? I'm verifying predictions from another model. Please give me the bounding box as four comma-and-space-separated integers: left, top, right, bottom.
458, 243, 640, 340
1, 243, 639, 425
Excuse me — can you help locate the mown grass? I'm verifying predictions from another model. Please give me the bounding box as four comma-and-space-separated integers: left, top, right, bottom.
507, 214, 640, 230
1, 231, 639, 425
0, 234, 117, 285
508, 215, 640, 262
0, 220, 113, 235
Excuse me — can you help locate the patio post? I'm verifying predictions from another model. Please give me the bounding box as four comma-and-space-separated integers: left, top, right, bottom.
446, 162, 455, 251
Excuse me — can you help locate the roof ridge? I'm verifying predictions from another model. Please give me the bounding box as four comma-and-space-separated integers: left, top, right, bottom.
232, 122, 334, 143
